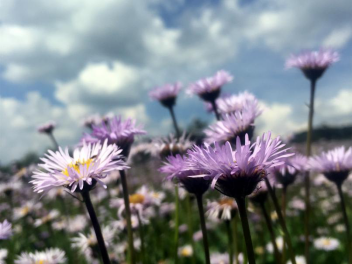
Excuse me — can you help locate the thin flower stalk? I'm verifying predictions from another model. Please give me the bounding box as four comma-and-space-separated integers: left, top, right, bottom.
186, 194, 197, 264
259, 201, 282, 264
137, 212, 147, 264
265, 178, 296, 264
235, 196, 256, 264
225, 220, 234, 264
336, 183, 351, 264
196, 194, 211, 264
120, 170, 135, 264
232, 215, 239, 264
81, 191, 111, 264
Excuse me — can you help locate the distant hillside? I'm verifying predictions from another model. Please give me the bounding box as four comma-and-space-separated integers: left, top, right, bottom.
291, 124, 352, 143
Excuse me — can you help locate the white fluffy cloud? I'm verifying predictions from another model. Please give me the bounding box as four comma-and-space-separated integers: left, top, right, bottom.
0, 92, 150, 164
0, 0, 351, 163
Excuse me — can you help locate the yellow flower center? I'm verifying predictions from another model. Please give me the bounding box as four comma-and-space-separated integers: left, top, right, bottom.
129, 193, 145, 204
218, 198, 234, 207
322, 239, 331, 246
35, 260, 46, 264
21, 206, 29, 216
180, 247, 192, 256
62, 159, 93, 177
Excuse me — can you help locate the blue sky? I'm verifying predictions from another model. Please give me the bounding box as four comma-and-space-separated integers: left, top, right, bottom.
1, 0, 351, 164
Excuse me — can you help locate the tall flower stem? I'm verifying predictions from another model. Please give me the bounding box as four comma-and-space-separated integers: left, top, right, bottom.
186, 194, 197, 264
235, 196, 256, 264
195, 194, 211, 264
232, 215, 239, 264
168, 106, 181, 138
81, 191, 111, 264
120, 170, 135, 264
282, 186, 287, 264
264, 178, 296, 264
259, 201, 282, 264
137, 212, 147, 264
225, 220, 234, 264
304, 78, 316, 262
48, 132, 59, 149
210, 99, 221, 121
173, 185, 180, 264
336, 183, 351, 264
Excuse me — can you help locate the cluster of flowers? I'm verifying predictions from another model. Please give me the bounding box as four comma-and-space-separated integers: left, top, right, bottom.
0, 48, 350, 264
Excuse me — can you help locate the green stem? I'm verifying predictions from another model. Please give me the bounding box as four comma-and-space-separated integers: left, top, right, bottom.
232, 215, 239, 264
210, 99, 221, 121
259, 201, 282, 264
196, 194, 211, 264
81, 191, 111, 264
235, 196, 256, 264
120, 170, 135, 264
137, 212, 147, 264
282, 186, 287, 264
48, 132, 59, 150
265, 178, 296, 264
336, 183, 351, 264
225, 220, 234, 264
304, 78, 316, 262
168, 106, 181, 139
186, 194, 197, 264
174, 185, 180, 264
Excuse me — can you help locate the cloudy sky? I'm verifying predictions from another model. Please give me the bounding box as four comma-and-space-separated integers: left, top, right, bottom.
1, 0, 351, 164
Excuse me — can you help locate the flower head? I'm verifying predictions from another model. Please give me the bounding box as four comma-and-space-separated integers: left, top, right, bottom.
160, 154, 210, 196
72, 226, 115, 254
178, 245, 193, 257
31, 140, 128, 194
150, 133, 193, 159
149, 82, 182, 108
38, 121, 56, 134
208, 91, 261, 115
272, 154, 308, 188
15, 248, 66, 264
206, 197, 237, 220
286, 49, 339, 80
204, 103, 260, 144
82, 114, 102, 129
0, 220, 12, 240
187, 132, 293, 198
286, 256, 307, 264
309, 146, 352, 185
81, 116, 146, 157
188, 70, 233, 102
266, 237, 284, 253
0, 249, 8, 264
111, 186, 163, 223
313, 237, 340, 251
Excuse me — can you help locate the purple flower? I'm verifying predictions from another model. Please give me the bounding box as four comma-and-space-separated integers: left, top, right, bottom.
204, 103, 261, 144
186, 132, 294, 198
31, 140, 129, 194
187, 70, 233, 102
38, 121, 56, 134
150, 133, 193, 159
149, 82, 182, 108
271, 154, 308, 188
309, 146, 352, 185
286, 49, 339, 80
208, 91, 261, 115
160, 154, 210, 196
81, 116, 146, 157
81, 114, 102, 129
0, 219, 12, 240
